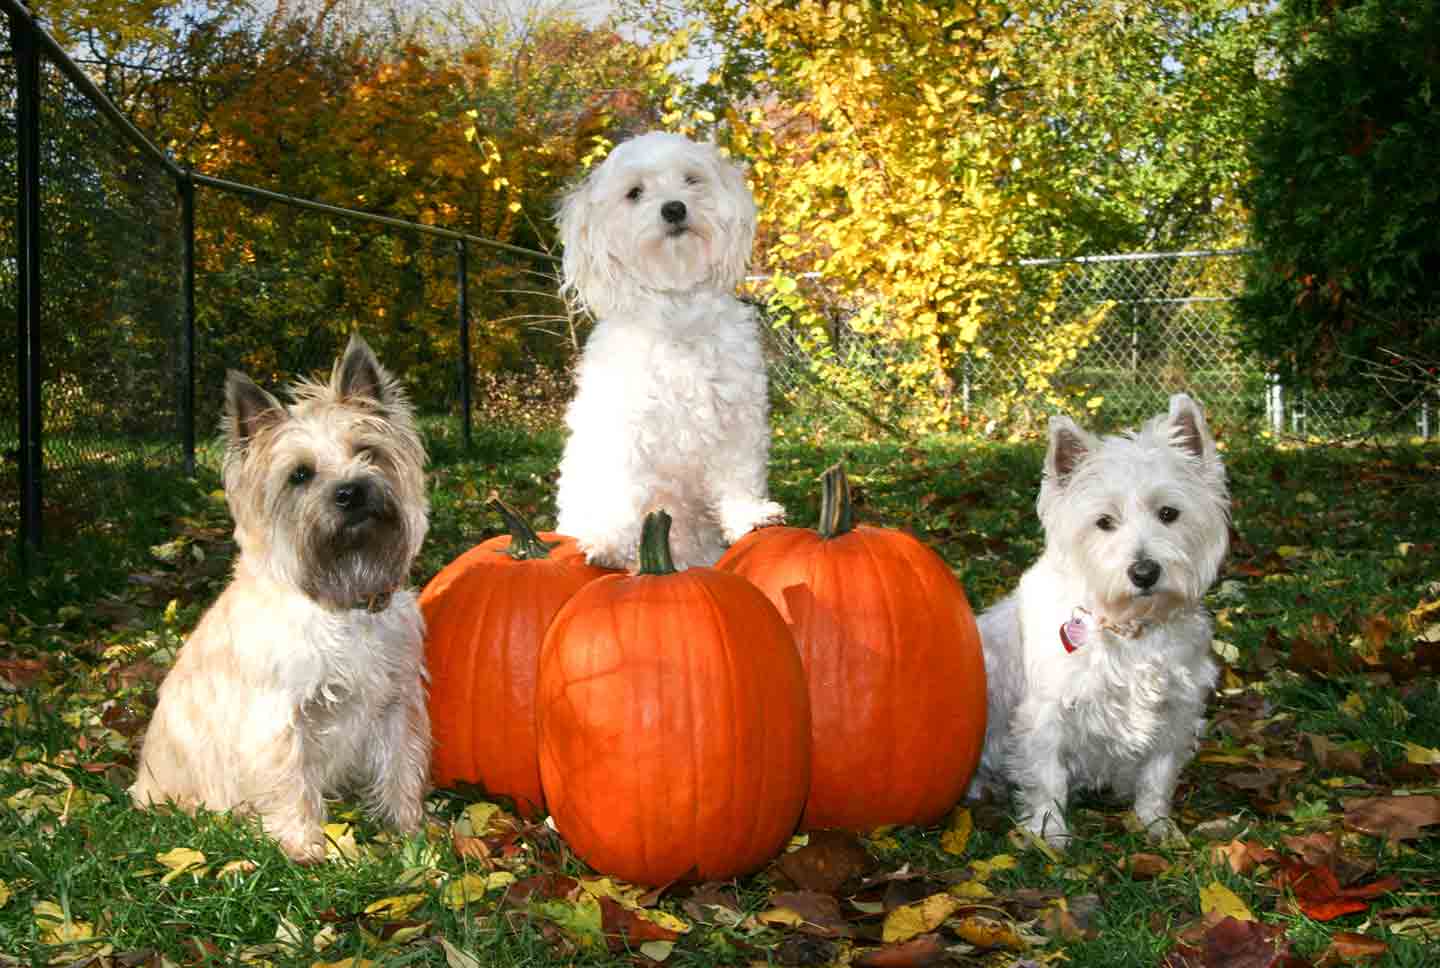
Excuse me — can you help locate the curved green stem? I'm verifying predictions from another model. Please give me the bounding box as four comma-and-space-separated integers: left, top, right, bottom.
638, 509, 678, 576
817, 463, 855, 539
487, 497, 555, 560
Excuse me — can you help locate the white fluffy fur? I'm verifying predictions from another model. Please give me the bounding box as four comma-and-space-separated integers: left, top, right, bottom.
555, 131, 783, 570
969, 393, 1230, 847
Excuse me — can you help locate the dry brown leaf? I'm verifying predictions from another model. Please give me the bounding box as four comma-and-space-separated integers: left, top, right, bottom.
1124, 853, 1172, 880
852, 933, 947, 968
1343, 795, 1440, 841
1211, 839, 1279, 876
774, 829, 872, 894
759, 891, 851, 938
1314, 931, 1388, 966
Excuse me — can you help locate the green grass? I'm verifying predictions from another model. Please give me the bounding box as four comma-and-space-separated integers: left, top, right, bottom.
3, 416, 1439, 966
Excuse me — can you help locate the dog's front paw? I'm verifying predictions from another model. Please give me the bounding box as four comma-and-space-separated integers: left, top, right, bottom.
278, 832, 327, 865
720, 499, 787, 543
1137, 813, 1186, 847
573, 537, 634, 571
1019, 804, 1071, 850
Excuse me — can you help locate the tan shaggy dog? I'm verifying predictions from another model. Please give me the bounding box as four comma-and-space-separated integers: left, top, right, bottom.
130, 334, 431, 862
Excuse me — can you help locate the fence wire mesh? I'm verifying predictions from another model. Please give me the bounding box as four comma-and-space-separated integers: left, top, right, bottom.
763, 249, 1384, 438
2, 52, 185, 547
2, 11, 563, 564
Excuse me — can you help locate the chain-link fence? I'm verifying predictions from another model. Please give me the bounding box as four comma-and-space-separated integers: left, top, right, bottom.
2, 1, 560, 565
763, 249, 1406, 439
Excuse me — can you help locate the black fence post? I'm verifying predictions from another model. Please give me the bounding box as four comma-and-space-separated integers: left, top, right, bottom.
11, 7, 43, 554
457, 240, 471, 449
180, 169, 196, 476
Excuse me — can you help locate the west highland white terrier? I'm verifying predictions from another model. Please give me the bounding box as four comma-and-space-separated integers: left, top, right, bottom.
131, 335, 432, 862
969, 393, 1230, 848
553, 131, 785, 571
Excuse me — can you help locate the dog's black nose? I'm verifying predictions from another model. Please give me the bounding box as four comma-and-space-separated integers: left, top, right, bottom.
1128, 558, 1162, 590
661, 200, 687, 224
333, 479, 372, 515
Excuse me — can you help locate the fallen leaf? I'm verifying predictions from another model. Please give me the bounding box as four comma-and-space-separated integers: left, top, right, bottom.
1343, 795, 1440, 841
1314, 931, 1387, 965
440, 873, 492, 910
1036, 900, 1088, 942
33, 900, 96, 947
216, 859, 257, 879
679, 883, 744, 927
852, 933, 946, 968
1212, 839, 1279, 876
1124, 853, 1171, 879
940, 808, 973, 856
639, 939, 674, 962
155, 847, 208, 884
759, 891, 850, 938
528, 892, 604, 949
597, 896, 684, 949
774, 828, 872, 893
438, 937, 482, 968
1199, 881, 1254, 922
1197, 916, 1292, 967
324, 822, 360, 861
1402, 742, 1440, 765
881, 893, 960, 943
1279, 860, 1401, 922
362, 893, 427, 920
951, 914, 1028, 951
968, 853, 1018, 880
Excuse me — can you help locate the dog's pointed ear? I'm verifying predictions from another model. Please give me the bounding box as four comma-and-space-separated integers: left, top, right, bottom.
333, 332, 396, 410
1046, 416, 1095, 486
1167, 393, 1217, 462
225, 371, 285, 446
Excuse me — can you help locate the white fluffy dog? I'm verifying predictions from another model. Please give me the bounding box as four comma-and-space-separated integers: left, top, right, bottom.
554, 131, 784, 570
969, 394, 1230, 848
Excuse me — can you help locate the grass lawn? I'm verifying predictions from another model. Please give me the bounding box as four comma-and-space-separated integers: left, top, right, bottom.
2, 414, 1439, 967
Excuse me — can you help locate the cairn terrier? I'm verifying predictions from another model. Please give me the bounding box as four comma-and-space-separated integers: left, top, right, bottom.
968, 394, 1230, 848
130, 334, 432, 862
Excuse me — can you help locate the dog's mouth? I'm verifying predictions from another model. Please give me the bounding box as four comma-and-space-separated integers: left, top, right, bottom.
664, 223, 691, 238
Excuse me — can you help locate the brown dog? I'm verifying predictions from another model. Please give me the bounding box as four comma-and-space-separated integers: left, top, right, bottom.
131, 334, 431, 861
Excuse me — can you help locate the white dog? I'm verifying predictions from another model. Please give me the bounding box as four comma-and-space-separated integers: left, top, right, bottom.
969, 394, 1230, 848
554, 131, 784, 570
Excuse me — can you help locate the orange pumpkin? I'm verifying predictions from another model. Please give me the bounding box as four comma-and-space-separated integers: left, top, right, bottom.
717, 464, 986, 831
536, 510, 811, 886
420, 498, 615, 817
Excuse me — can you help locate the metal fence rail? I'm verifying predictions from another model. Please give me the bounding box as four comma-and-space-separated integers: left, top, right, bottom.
2, 0, 558, 560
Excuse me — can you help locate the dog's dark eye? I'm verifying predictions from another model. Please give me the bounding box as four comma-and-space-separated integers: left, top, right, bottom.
1158, 506, 1181, 524
288, 465, 314, 487
684, 173, 701, 186
1096, 514, 1116, 532
626, 185, 643, 201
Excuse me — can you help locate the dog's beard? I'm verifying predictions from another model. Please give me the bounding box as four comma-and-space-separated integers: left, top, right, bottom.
625, 215, 719, 292
254, 480, 418, 609
301, 502, 413, 607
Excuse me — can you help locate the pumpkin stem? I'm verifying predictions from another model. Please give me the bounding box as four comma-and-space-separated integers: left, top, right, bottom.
638, 509, 678, 575
817, 462, 855, 539
488, 496, 557, 560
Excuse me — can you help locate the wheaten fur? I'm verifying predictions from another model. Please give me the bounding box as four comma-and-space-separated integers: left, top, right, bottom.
554, 132, 784, 570
130, 335, 431, 862
968, 394, 1230, 848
